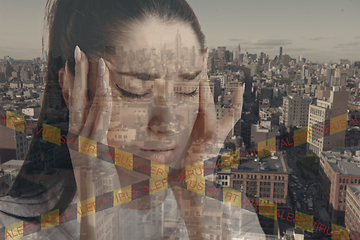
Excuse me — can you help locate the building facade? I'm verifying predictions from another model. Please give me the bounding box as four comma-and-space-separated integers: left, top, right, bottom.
345, 185, 360, 239
216, 155, 289, 205
308, 88, 349, 157
320, 149, 360, 224
280, 94, 312, 129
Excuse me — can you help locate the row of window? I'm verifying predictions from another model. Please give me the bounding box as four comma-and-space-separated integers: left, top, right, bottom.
274, 188, 284, 193
274, 182, 285, 186
260, 182, 271, 186
233, 174, 285, 180
259, 194, 270, 198
339, 185, 347, 191
339, 178, 359, 184
273, 194, 284, 199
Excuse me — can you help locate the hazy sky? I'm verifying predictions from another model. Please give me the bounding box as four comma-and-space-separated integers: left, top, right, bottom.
1, 0, 359, 62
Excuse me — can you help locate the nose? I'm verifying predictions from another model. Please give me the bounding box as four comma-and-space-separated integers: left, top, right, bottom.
147, 78, 177, 135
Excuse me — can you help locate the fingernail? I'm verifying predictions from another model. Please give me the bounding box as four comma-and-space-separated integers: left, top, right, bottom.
74, 45, 81, 63
101, 80, 107, 96
98, 58, 105, 77
65, 61, 69, 75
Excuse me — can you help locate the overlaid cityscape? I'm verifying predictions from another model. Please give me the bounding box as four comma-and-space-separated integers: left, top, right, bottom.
1, 40, 360, 240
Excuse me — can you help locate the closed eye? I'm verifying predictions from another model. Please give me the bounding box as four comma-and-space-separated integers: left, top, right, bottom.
177, 87, 198, 96
115, 83, 148, 98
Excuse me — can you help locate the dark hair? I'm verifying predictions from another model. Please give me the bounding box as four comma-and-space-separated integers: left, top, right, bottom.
2, 0, 205, 218
48, 0, 205, 74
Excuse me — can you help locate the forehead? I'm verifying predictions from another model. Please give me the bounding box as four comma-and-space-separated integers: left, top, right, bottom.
119, 16, 201, 52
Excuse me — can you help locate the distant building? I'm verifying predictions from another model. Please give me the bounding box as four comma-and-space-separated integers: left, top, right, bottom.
218, 47, 226, 61
209, 78, 221, 104
0, 159, 24, 194
281, 54, 290, 66
280, 95, 312, 129
345, 127, 360, 147
250, 121, 279, 149
15, 131, 32, 160
0, 125, 16, 164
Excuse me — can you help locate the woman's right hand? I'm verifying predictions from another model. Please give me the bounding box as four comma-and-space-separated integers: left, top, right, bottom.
60, 46, 116, 240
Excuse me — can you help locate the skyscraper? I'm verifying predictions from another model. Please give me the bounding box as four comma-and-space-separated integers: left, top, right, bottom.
235, 44, 241, 60
307, 88, 349, 157
279, 47, 283, 61
175, 29, 181, 59
280, 94, 312, 129
218, 47, 226, 60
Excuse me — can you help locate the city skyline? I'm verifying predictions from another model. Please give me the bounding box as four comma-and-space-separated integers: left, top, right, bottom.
0, 0, 360, 62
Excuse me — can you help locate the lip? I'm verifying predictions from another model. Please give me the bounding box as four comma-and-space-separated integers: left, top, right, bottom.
139, 145, 179, 164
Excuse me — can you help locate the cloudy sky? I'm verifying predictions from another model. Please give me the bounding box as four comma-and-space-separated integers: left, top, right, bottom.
1, 0, 359, 62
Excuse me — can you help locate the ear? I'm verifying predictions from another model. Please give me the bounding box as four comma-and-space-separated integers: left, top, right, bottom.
58, 63, 74, 109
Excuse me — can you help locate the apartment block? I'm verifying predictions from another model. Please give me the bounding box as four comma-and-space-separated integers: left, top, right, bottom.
308, 88, 349, 157
320, 149, 360, 224
216, 154, 289, 205
280, 94, 312, 129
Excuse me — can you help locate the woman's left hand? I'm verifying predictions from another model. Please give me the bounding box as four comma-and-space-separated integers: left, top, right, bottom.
183, 67, 244, 168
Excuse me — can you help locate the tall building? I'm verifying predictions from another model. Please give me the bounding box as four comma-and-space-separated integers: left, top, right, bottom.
280, 95, 312, 129
235, 44, 241, 60
218, 47, 226, 60
208, 78, 221, 104
307, 88, 349, 157
175, 29, 181, 59
0, 125, 16, 164
190, 46, 196, 67
326, 67, 335, 87
279, 47, 282, 61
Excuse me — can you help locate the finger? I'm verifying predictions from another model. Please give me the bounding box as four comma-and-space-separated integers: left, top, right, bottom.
198, 75, 216, 119
82, 58, 112, 144
218, 83, 244, 135
71, 46, 89, 134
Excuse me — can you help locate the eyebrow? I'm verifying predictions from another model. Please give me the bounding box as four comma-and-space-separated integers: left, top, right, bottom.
179, 70, 202, 81
117, 69, 202, 81
116, 71, 160, 81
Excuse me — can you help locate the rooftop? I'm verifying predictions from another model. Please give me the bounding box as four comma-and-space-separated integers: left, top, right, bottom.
348, 185, 360, 199
229, 154, 289, 174
322, 150, 360, 176
1, 160, 24, 171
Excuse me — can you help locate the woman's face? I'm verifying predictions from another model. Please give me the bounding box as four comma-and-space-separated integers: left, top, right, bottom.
91, 17, 205, 167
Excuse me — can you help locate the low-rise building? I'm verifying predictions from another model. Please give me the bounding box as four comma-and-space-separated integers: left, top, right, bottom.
216, 154, 289, 205
320, 149, 360, 224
